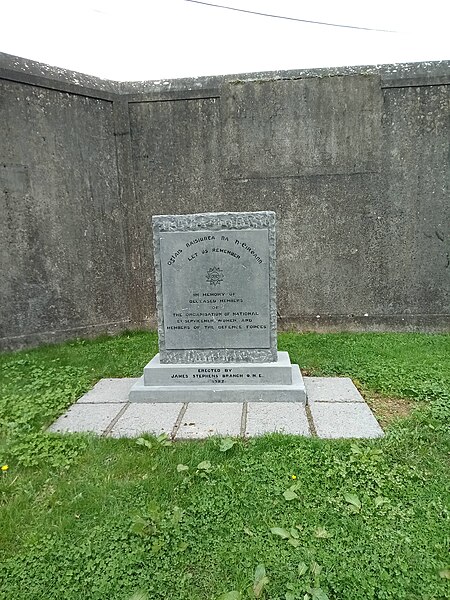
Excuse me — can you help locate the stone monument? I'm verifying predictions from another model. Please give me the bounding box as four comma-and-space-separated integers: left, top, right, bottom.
129, 211, 306, 403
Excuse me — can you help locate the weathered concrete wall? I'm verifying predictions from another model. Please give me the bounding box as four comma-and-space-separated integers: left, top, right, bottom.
1, 53, 449, 349
0, 56, 136, 348
126, 65, 449, 334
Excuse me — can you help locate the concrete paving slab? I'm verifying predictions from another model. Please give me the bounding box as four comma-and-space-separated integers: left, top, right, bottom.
48, 403, 126, 434
305, 377, 364, 403
47, 377, 384, 440
310, 402, 383, 438
176, 403, 242, 439
110, 403, 183, 438
246, 402, 310, 436
76, 378, 139, 404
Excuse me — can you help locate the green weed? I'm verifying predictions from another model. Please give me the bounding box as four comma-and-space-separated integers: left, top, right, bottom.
0, 332, 449, 600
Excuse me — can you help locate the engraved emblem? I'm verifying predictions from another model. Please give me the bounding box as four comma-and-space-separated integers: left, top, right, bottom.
205, 267, 224, 286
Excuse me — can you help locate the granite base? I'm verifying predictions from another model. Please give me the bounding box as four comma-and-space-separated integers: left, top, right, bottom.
129, 352, 306, 403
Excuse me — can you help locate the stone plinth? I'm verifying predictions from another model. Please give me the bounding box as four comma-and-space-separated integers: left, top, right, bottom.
129, 351, 306, 403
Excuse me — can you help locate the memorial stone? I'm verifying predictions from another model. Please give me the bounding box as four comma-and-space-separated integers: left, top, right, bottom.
129, 211, 306, 403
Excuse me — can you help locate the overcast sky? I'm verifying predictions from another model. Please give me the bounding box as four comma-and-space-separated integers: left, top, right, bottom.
2, 0, 449, 81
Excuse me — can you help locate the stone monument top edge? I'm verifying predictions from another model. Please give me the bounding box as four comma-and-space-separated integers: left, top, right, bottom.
152, 210, 275, 219
152, 211, 276, 233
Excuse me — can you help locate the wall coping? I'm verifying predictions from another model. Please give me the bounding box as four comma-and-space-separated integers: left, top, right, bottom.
1, 52, 449, 101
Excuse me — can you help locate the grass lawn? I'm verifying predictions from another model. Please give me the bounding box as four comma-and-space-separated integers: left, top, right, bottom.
0, 331, 449, 600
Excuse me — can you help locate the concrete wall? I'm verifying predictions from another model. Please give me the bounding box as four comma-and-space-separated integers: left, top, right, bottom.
1, 53, 449, 350
0, 56, 136, 348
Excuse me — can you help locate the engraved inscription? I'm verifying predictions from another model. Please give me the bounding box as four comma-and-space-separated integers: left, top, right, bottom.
160, 229, 270, 350
169, 366, 264, 385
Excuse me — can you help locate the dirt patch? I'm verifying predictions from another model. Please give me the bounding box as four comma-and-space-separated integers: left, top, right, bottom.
362, 392, 416, 429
